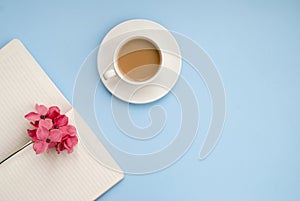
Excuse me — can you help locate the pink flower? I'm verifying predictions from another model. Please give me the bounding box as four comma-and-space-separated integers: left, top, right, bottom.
29, 121, 39, 128
25, 104, 48, 121
33, 119, 62, 154
47, 106, 60, 119
53, 114, 68, 129
55, 124, 78, 154
25, 104, 78, 154
61, 135, 78, 153
56, 135, 78, 154
27, 129, 37, 141
60, 125, 76, 138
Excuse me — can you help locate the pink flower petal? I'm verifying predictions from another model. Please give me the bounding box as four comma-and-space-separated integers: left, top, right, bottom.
54, 115, 68, 127
33, 141, 48, 154
47, 106, 61, 119
35, 104, 48, 115
30, 121, 39, 128
39, 119, 53, 130
24, 112, 40, 121
49, 129, 62, 142
60, 125, 77, 137
36, 126, 49, 140
62, 142, 71, 153
72, 136, 78, 144
65, 136, 78, 153
68, 125, 77, 135
27, 129, 37, 141
48, 142, 57, 148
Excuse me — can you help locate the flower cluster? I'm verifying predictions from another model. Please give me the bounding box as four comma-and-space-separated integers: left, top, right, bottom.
25, 104, 78, 154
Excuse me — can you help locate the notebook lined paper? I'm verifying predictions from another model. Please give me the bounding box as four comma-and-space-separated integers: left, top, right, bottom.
0, 39, 71, 162
0, 39, 124, 201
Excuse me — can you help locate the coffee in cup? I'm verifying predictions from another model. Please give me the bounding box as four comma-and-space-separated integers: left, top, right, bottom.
103, 36, 162, 85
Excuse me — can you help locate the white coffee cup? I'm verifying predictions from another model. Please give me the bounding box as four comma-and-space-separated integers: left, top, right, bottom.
103, 36, 163, 85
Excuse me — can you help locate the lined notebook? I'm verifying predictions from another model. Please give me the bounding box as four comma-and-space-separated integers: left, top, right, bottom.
0, 39, 124, 200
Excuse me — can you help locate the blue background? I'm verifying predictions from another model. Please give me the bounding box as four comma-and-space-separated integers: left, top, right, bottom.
1, 0, 299, 200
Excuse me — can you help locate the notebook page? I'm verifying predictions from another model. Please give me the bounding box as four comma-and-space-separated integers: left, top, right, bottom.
0, 109, 124, 201
0, 39, 72, 162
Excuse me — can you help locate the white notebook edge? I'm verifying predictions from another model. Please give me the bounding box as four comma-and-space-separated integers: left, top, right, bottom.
59, 108, 125, 200
72, 108, 125, 199
70, 108, 125, 177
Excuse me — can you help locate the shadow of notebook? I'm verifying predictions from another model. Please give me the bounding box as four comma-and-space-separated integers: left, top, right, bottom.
0, 39, 124, 201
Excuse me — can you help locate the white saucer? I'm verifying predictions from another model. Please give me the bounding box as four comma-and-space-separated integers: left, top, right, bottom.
97, 19, 181, 104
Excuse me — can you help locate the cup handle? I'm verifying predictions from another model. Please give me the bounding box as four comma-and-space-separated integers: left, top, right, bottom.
103, 69, 117, 80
